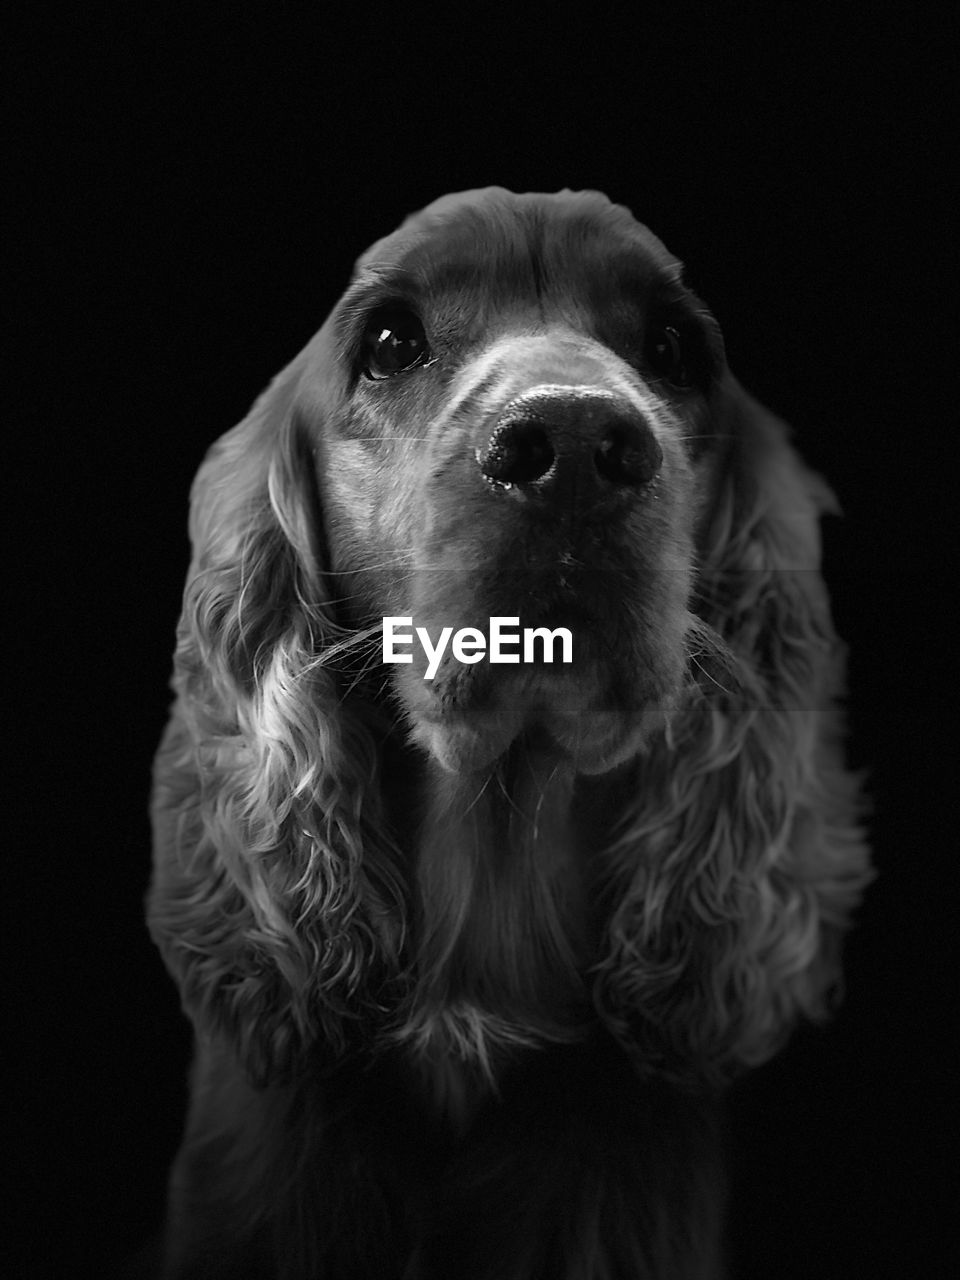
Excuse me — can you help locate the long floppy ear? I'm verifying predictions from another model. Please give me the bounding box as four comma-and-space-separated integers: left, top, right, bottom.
148, 344, 406, 1085
593, 376, 871, 1088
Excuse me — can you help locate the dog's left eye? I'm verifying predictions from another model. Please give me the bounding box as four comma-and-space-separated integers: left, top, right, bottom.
362, 307, 430, 379
646, 324, 693, 388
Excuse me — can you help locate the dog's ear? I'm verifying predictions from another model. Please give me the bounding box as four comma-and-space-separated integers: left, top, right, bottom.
594, 376, 871, 1087
695, 377, 840, 580
181, 347, 326, 690
148, 339, 406, 1084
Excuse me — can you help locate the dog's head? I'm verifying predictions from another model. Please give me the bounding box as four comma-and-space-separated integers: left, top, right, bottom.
258, 188, 777, 775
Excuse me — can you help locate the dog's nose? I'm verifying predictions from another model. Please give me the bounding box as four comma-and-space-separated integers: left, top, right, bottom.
478, 389, 662, 502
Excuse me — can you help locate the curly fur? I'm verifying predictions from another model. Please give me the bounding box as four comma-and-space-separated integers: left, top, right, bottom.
148, 188, 871, 1279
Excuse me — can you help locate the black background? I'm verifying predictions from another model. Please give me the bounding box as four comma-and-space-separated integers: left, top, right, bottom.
11, 4, 956, 1277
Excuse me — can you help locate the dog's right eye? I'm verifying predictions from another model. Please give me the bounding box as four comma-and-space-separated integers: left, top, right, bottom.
361, 307, 430, 379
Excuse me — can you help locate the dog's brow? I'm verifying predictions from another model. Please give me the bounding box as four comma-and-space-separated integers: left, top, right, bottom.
339, 267, 422, 314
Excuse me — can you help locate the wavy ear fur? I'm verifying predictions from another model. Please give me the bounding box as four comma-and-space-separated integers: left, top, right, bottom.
148, 350, 406, 1085
593, 377, 871, 1088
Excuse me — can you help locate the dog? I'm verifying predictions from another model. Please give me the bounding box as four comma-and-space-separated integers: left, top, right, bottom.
148, 187, 870, 1278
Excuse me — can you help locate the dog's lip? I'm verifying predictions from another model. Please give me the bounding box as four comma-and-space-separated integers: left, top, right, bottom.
413, 705, 656, 777
531, 703, 666, 775
408, 666, 659, 775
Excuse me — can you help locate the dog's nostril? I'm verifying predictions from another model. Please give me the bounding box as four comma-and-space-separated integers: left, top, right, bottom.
481, 397, 663, 495
595, 428, 663, 487
481, 423, 555, 484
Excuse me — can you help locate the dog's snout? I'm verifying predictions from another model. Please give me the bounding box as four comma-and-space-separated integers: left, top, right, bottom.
478, 391, 662, 501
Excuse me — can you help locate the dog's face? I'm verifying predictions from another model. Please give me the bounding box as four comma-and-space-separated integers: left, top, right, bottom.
299, 188, 728, 774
